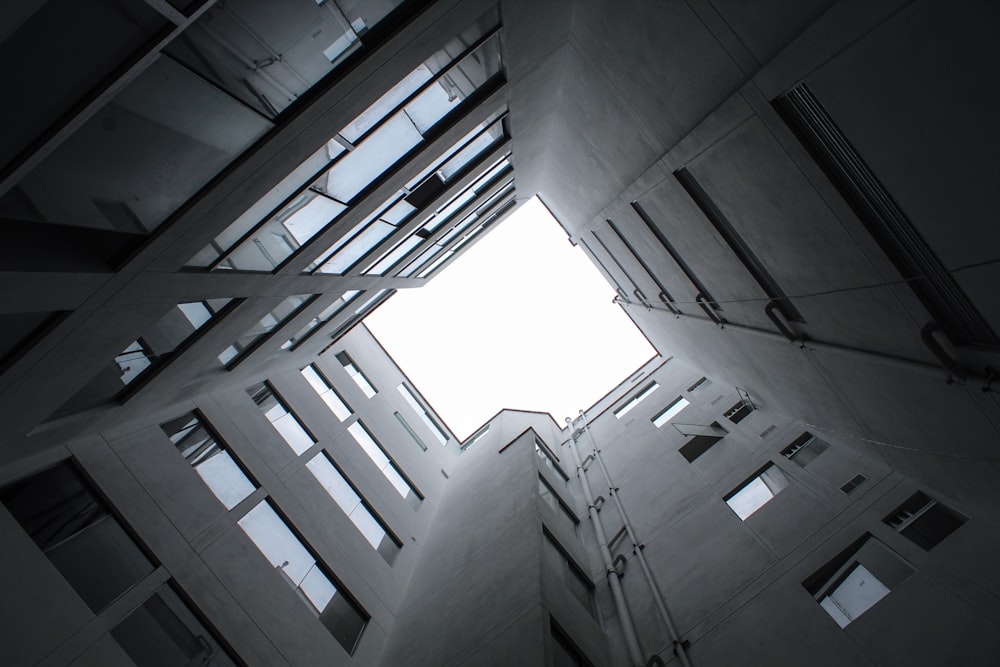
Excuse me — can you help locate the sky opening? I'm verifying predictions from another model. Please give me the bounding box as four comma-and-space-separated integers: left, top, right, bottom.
364, 196, 658, 439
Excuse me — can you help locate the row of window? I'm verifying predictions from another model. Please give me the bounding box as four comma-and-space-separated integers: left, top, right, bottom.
192, 11, 506, 275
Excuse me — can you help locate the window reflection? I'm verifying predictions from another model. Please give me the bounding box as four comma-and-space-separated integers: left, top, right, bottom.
247, 382, 316, 455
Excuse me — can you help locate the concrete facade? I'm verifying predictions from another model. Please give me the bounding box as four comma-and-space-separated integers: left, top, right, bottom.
2, 1, 1000, 666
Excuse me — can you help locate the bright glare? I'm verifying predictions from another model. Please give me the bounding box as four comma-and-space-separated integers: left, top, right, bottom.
365, 197, 657, 439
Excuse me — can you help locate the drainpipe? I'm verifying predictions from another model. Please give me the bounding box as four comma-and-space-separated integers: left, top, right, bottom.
575, 411, 694, 667
565, 426, 645, 666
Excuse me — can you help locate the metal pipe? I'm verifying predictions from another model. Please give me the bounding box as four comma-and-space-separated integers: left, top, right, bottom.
576, 411, 694, 667
565, 424, 645, 666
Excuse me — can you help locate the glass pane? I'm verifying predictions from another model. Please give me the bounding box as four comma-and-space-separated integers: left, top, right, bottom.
300, 365, 353, 421
13, 57, 272, 234
220, 295, 311, 362
652, 397, 690, 427
324, 113, 422, 202
365, 234, 423, 275
341, 65, 433, 143
192, 145, 337, 268
111, 586, 237, 666
166, 0, 403, 117
822, 564, 890, 627
321, 220, 395, 275
0, 462, 154, 613
162, 411, 255, 510
272, 412, 315, 455
438, 122, 503, 181
347, 423, 389, 469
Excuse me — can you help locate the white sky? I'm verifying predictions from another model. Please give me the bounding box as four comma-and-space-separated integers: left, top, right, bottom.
364, 196, 658, 439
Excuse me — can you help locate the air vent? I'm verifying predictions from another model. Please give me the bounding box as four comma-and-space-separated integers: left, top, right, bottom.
840, 474, 868, 495
775, 83, 998, 346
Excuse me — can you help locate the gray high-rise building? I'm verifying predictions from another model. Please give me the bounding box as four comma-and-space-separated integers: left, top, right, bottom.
2, 1, 999, 665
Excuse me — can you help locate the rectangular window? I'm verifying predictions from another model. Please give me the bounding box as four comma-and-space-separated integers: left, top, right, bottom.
675, 167, 804, 323
110, 583, 237, 667
161, 411, 256, 510
724, 400, 754, 424
551, 621, 594, 667
840, 474, 868, 495
237, 501, 368, 653
535, 438, 569, 481
115, 299, 233, 387
247, 382, 316, 455
304, 452, 402, 564
336, 351, 377, 398
218, 295, 313, 365
614, 381, 659, 419
724, 464, 789, 520
283, 291, 361, 350
346, 421, 422, 506
542, 532, 594, 618
0, 462, 155, 613
781, 432, 829, 467
539, 476, 579, 536
462, 424, 490, 450
687, 376, 710, 392
397, 383, 449, 445
883, 491, 966, 550
394, 412, 428, 452
652, 397, 690, 427
301, 364, 353, 421
679, 432, 725, 463
803, 535, 913, 628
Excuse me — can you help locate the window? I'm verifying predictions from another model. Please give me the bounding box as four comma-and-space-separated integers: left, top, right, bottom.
678, 429, 725, 463
237, 501, 368, 653
110, 583, 237, 667
305, 452, 402, 564
0, 462, 155, 613
283, 291, 361, 349
539, 476, 579, 536
542, 532, 594, 618
346, 422, 422, 506
724, 465, 789, 520
652, 397, 690, 427
613, 381, 659, 419
397, 383, 449, 445
161, 411, 256, 510
394, 412, 428, 452
301, 364, 353, 421
191, 12, 504, 273
675, 167, 804, 323
218, 295, 314, 365
687, 376, 710, 392
883, 491, 966, 550
724, 400, 754, 424
804, 535, 913, 628
781, 432, 829, 467
551, 621, 594, 667
115, 299, 234, 387
336, 351, 377, 398
840, 474, 868, 495
462, 424, 490, 450
535, 438, 569, 481
247, 382, 316, 455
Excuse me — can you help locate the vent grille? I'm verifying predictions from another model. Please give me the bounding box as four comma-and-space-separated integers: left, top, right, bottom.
775, 83, 998, 346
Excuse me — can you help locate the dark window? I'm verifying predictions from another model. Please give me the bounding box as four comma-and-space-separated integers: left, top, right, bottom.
0, 462, 155, 612
679, 432, 724, 462
675, 167, 804, 323
110, 584, 238, 666
724, 400, 754, 424
542, 533, 594, 618
687, 376, 710, 392
781, 432, 829, 467
883, 491, 966, 550
840, 474, 868, 495
551, 621, 594, 667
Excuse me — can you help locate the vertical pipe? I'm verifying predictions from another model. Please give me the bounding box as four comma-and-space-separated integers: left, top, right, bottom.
565, 425, 645, 666
578, 411, 694, 667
